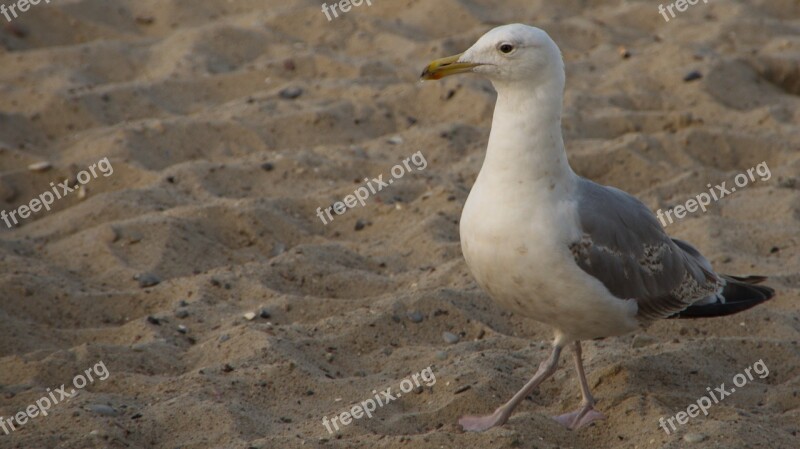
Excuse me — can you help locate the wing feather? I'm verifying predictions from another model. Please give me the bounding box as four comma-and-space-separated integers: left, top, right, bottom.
570, 179, 722, 321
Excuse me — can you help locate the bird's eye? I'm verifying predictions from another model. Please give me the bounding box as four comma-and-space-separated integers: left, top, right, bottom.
499, 43, 515, 54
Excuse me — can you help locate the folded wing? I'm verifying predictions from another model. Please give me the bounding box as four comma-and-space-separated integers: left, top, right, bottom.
570, 179, 722, 321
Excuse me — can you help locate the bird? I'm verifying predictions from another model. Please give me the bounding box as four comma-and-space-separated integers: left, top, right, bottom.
420, 24, 775, 432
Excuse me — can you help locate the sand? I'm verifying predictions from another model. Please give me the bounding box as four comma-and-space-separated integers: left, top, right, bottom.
0, 0, 798, 448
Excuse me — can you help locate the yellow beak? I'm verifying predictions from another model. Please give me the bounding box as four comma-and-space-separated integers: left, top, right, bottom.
420, 53, 481, 80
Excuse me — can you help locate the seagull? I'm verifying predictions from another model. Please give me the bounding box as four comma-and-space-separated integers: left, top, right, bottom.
421, 24, 775, 432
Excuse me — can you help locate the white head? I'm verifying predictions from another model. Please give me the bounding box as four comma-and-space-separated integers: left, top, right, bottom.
421, 24, 564, 91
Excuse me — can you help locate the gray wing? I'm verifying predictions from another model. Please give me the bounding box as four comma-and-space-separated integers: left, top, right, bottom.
569, 178, 722, 321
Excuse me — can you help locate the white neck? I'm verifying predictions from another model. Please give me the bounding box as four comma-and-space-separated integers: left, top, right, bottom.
478, 78, 576, 193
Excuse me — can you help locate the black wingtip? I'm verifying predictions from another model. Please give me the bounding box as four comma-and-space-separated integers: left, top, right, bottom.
670, 275, 775, 319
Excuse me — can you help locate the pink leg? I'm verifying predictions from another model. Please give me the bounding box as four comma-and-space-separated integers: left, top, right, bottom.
553, 341, 605, 429
459, 344, 563, 432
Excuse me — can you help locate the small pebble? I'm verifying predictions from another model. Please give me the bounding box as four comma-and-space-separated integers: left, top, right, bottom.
354, 219, 367, 231
683, 433, 707, 443
28, 161, 52, 172
387, 136, 404, 145
279, 86, 303, 99
443, 332, 460, 344
86, 404, 118, 416
219, 334, 230, 343
135, 15, 155, 25
126, 231, 143, 245
222, 364, 234, 373
146, 316, 161, 326
99, 226, 119, 244
407, 311, 424, 323
683, 70, 703, 82
177, 325, 188, 334
325, 352, 334, 362
259, 308, 271, 319
244, 312, 257, 321
270, 242, 286, 257
352, 147, 368, 158
175, 309, 189, 319
136, 273, 161, 288
454, 385, 471, 395
261, 162, 275, 171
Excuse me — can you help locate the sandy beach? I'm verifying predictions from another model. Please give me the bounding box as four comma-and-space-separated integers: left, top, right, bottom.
0, 0, 798, 448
